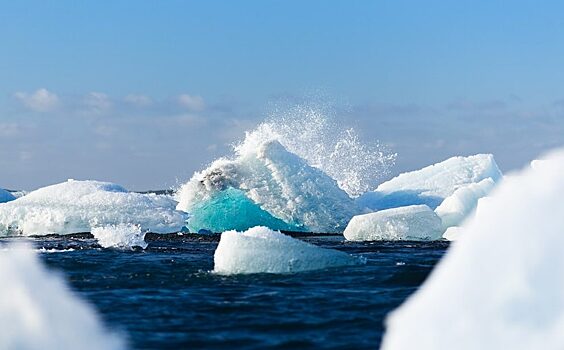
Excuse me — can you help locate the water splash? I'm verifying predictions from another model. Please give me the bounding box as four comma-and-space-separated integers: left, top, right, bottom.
237, 102, 396, 197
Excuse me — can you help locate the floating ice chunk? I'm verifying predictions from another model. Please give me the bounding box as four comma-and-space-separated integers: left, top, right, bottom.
0, 179, 188, 236
177, 139, 359, 233
0, 243, 125, 350
213, 226, 362, 274
92, 223, 148, 249
357, 154, 502, 211
381, 149, 564, 350
434, 177, 496, 229
343, 205, 443, 241
0, 188, 15, 203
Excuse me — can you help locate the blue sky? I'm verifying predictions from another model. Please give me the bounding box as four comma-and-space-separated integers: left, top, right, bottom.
2, 1, 564, 190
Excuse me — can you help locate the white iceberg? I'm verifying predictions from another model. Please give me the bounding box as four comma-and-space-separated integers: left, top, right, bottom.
0, 243, 125, 350
381, 149, 564, 350
176, 138, 359, 233
441, 226, 462, 241
92, 223, 148, 249
0, 188, 15, 203
0, 180, 188, 236
357, 154, 502, 211
213, 226, 363, 274
344, 205, 443, 241
434, 177, 496, 229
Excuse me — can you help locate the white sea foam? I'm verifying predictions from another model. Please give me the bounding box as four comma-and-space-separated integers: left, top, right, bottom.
92, 223, 148, 249
213, 226, 363, 274
0, 243, 125, 350
381, 148, 564, 350
344, 205, 443, 241
0, 179, 188, 236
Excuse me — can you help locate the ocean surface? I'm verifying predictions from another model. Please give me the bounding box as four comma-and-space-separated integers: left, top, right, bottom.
3, 235, 448, 349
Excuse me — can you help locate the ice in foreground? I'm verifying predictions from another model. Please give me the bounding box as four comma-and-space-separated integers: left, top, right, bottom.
356, 154, 502, 211
92, 223, 148, 249
0, 244, 124, 350
214, 226, 363, 274
344, 205, 443, 241
381, 149, 564, 350
0, 188, 15, 203
0, 180, 188, 236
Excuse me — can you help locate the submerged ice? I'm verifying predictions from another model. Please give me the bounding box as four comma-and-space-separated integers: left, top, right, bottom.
213, 226, 363, 274
0, 180, 188, 236
381, 149, 564, 350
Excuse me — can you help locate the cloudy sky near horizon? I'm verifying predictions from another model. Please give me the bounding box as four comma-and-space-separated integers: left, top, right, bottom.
3, 1, 564, 190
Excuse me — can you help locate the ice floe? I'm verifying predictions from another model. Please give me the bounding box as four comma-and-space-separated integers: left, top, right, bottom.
213, 226, 363, 274
344, 205, 443, 241
357, 154, 502, 211
92, 223, 148, 249
381, 148, 564, 350
0, 180, 188, 236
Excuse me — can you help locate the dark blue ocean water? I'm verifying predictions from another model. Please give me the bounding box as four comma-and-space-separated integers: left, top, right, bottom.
24, 235, 448, 349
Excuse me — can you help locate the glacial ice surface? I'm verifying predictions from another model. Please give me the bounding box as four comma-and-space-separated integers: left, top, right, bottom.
357, 154, 502, 211
0, 189, 15, 203
0, 180, 188, 236
381, 149, 564, 350
344, 205, 443, 241
214, 226, 363, 274
0, 243, 125, 350
176, 138, 359, 233
92, 223, 148, 249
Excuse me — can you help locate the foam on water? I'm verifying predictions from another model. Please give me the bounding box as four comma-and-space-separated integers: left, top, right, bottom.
176, 103, 397, 233
0, 243, 125, 350
213, 226, 363, 274
92, 223, 148, 249
0, 180, 188, 236
381, 148, 564, 350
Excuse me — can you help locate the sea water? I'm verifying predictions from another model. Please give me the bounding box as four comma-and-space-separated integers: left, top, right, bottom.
8, 235, 447, 349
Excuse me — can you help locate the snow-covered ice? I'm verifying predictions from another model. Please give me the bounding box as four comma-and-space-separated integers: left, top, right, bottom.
92, 223, 148, 249
434, 177, 496, 229
357, 154, 502, 211
0, 243, 125, 350
213, 226, 363, 274
0, 188, 15, 203
381, 148, 564, 350
344, 205, 443, 241
0, 180, 188, 236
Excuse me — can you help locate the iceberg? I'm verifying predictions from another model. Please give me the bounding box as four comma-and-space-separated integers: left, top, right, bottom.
0, 243, 125, 350
176, 139, 359, 233
0, 180, 188, 236
381, 149, 564, 350
344, 205, 443, 241
92, 223, 148, 249
0, 188, 15, 203
213, 226, 363, 274
434, 177, 496, 229
356, 154, 502, 211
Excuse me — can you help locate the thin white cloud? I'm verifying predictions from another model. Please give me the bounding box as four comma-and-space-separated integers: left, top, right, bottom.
14, 88, 60, 112
124, 94, 153, 107
177, 94, 205, 111
83, 92, 112, 113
